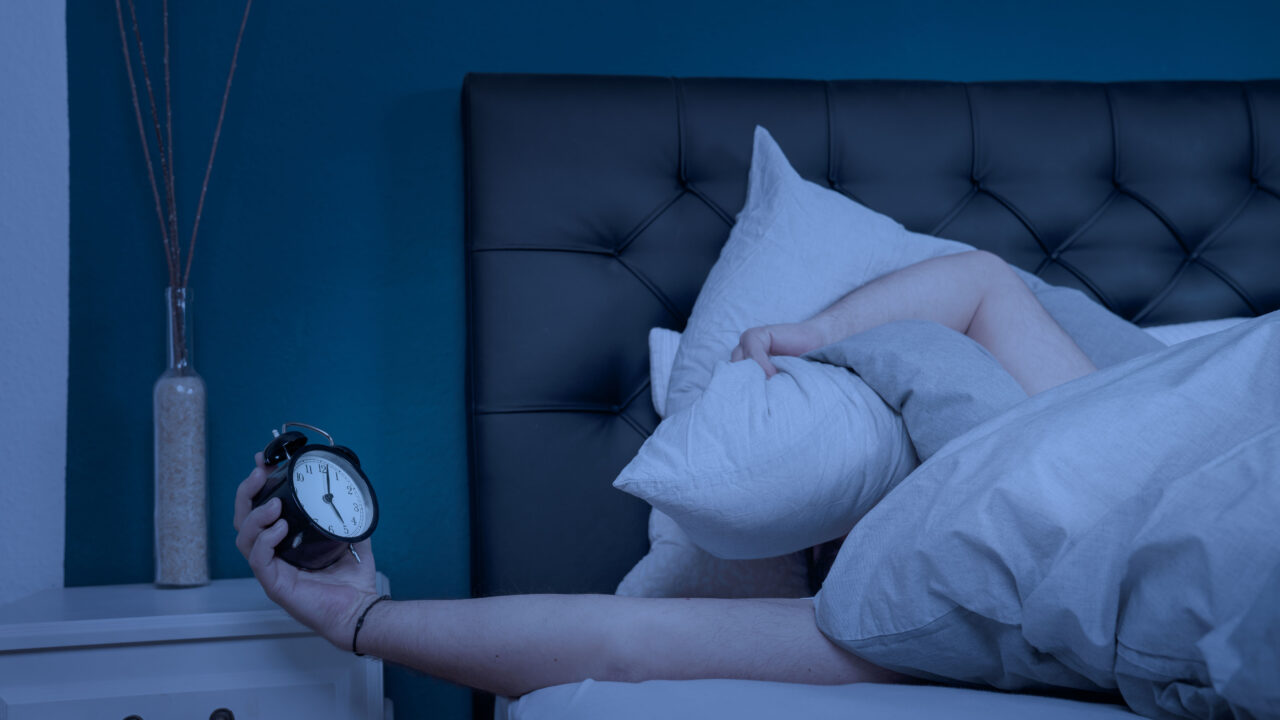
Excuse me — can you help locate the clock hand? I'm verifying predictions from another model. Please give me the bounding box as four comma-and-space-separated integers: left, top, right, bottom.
321, 465, 346, 525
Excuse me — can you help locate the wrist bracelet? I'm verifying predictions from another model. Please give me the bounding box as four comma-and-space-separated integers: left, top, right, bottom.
352, 594, 391, 657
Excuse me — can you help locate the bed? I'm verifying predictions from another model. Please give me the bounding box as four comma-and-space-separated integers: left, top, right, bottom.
462, 74, 1280, 719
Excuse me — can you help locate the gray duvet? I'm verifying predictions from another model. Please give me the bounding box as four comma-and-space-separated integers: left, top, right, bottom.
809, 312, 1280, 720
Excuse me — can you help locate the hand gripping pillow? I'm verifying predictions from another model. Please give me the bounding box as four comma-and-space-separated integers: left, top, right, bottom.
816, 312, 1280, 720
619, 352, 918, 559
615, 126, 1161, 560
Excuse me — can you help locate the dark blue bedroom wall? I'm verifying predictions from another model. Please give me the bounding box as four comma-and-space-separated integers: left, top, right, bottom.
65, 1, 1280, 717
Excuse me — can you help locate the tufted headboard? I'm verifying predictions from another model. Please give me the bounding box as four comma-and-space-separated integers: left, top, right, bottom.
463, 74, 1280, 602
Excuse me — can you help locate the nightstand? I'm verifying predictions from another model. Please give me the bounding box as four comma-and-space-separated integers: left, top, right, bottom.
0, 574, 391, 720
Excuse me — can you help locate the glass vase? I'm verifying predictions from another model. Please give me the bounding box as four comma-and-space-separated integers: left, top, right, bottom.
153, 286, 210, 587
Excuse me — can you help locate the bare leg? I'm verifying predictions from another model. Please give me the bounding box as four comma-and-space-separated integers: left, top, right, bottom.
357, 594, 902, 698
732, 251, 1096, 395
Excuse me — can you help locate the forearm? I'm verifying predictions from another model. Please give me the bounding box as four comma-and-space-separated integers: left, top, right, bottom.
356, 594, 899, 697
805, 250, 1003, 346
806, 251, 1096, 395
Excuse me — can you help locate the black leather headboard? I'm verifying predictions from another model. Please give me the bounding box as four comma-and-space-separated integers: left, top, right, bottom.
463, 74, 1280, 600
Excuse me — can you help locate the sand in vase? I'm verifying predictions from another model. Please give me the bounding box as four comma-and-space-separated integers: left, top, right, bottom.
154, 372, 209, 586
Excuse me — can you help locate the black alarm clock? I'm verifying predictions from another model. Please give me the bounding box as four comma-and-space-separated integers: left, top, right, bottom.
251, 422, 379, 570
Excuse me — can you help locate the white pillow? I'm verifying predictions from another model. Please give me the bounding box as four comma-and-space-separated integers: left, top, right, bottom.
617, 126, 1162, 560
619, 352, 915, 559
615, 505, 811, 599
664, 127, 971, 418
617, 326, 811, 599
647, 327, 680, 419
616, 126, 958, 559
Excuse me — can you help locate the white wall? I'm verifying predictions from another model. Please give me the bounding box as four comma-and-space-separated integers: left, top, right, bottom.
0, 0, 69, 605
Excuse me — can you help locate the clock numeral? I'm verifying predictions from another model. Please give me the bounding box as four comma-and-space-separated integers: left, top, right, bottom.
328, 524, 334, 533
347, 485, 354, 495
353, 502, 362, 514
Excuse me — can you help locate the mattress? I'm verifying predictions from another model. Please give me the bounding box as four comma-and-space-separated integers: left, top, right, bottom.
498, 680, 1139, 720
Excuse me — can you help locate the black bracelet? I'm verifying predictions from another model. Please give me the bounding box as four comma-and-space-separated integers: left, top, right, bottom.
352, 594, 391, 657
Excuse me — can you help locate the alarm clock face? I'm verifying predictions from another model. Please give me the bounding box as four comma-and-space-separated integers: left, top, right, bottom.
291, 450, 374, 540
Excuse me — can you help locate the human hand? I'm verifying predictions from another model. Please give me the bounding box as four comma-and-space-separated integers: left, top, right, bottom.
730, 321, 828, 377
235, 452, 379, 651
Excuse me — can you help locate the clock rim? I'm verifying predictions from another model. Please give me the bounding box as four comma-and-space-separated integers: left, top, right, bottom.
285, 444, 380, 544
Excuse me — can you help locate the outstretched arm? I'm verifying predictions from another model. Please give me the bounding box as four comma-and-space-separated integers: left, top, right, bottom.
235, 458, 901, 699
731, 250, 1096, 395
357, 594, 900, 697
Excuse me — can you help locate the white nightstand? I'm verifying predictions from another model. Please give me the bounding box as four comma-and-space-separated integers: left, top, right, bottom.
0, 574, 391, 720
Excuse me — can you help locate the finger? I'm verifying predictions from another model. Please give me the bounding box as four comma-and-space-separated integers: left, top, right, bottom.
249, 517, 289, 592
746, 346, 778, 378
743, 333, 777, 378
730, 344, 744, 363
234, 462, 273, 532
236, 497, 282, 560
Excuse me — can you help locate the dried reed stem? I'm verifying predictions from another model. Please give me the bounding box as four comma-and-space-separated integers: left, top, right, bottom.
163, 0, 179, 272
160, 0, 185, 366
126, 0, 180, 286
117, 0, 251, 296
185, 0, 253, 287
114, 0, 175, 289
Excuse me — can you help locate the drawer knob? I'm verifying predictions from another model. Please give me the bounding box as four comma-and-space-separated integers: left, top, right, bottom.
210, 710, 235, 720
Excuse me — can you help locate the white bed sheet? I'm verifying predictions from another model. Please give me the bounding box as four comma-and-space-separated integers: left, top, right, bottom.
499, 680, 1139, 719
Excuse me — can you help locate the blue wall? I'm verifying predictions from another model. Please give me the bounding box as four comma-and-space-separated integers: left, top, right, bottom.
66, 1, 1280, 717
